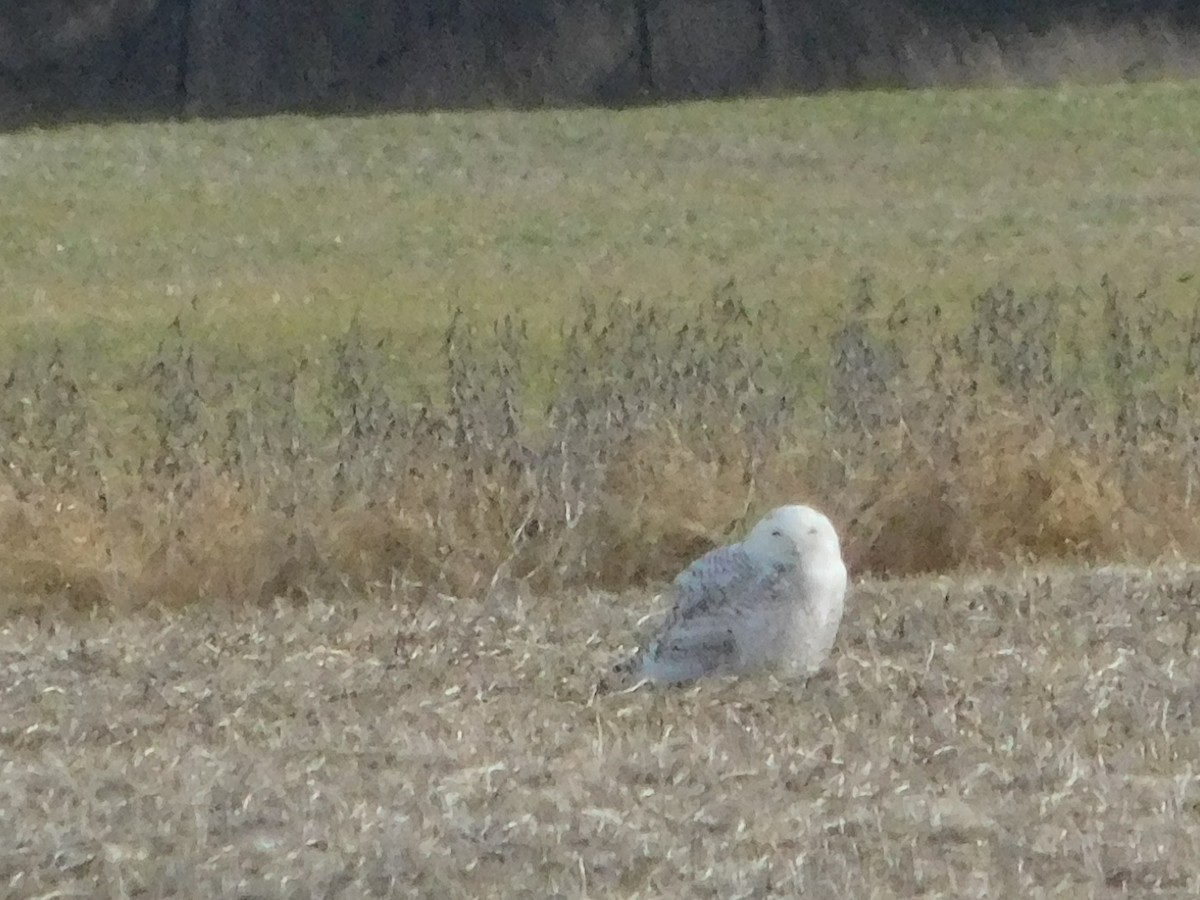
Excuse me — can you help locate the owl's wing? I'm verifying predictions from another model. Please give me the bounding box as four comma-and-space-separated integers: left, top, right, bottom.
634, 544, 774, 683
670, 543, 761, 617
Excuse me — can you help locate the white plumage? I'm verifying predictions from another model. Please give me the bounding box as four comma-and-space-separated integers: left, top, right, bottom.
628, 504, 848, 683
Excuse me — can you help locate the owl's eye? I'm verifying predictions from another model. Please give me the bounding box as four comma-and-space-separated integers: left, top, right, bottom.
771, 529, 783, 537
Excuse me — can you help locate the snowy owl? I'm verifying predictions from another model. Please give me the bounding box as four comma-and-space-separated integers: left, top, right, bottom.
624, 505, 848, 683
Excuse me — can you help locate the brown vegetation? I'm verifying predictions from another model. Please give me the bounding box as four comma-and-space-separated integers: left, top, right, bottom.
4, 563, 1200, 896
2, 280, 1198, 616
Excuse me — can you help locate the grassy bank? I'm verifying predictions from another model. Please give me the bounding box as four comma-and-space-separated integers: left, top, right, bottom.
3, 80, 1199, 378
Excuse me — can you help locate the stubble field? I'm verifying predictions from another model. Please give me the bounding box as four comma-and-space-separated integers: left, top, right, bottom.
4, 566, 1200, 898
3, 79, 1200, 897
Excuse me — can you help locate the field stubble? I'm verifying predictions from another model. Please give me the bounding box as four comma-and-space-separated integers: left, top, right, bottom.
3, 564, 1199, 897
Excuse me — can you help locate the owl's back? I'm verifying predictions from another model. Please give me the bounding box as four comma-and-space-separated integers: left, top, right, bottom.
635, 545, 807, 682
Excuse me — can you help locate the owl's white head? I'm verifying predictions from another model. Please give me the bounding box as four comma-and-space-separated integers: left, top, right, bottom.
743, 504, 843, 569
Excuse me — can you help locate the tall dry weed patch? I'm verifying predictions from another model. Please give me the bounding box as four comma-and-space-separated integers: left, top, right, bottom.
2, 282, 1199, 613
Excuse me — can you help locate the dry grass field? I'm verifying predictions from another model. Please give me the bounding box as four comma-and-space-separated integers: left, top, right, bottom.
4, 79, 1200, 897
4, 565, 1200, 898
